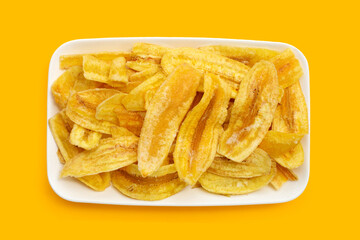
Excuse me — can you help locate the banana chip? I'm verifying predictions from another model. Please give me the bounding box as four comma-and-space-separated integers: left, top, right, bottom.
132, 42, 169, 59
218, 61, 279, 162
71, 73, 106, 94
51, 66, 83, 109
83, 55, 111, 83
161, 47, 249, 84
122, 72, 166, 111
174, 73, 231, 185
61, 136, 138, 177
126, 58, 159, 71
95, 92, 127, 124
271, 48, 303, 89
200, 45, 279, 66
199, 160, 276, 195
138, 64, 202, 177
207, 148, 272, 178
259, 131, 304, 157
114, 105, 145, 136
109, 57, 128, 83
273, 143, 304, 169
60, 51, 132, 69
128, 66, 159, 82
66, 88, 119, 134
270, 163, 298, 190
69, 124, 102, 150
111, 169, 186, 201
78, 172, 111, 191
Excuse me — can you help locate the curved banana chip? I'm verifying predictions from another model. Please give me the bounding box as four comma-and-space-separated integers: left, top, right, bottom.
218, 61, 279, 162
199, 160, 276, 195
95, 92, 127, 124
174, 73, 230, 185
207, 148, 272, 178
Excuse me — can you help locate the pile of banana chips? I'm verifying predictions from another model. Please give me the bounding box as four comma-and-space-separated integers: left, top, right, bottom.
49, 43, 308, 200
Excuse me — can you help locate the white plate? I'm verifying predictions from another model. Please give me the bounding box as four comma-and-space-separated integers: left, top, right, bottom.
47, 37, 310, 206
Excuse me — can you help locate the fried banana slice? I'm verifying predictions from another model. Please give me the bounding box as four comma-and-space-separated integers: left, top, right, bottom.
69, 124, 102, 150
114, 106, 145, 136
109, 57, 128, 83
271, 48, 303, 88
259, 131, 304, 157
273, 143, 304, 169
138, 64, 202, 177
273, 81, 309, 134
123, 164, 177, 178
122, 72, 166, 111
199, 160, 276, 195
83, 55, 111, 83
61, 136, 138, 177
66, 89, 119, 134
218, 61, 279, 162
49, 112, 81, 162
207, 148, 272, 178
59, 51, 132, 69
50, 112, 110, 191
199, 45, 279, 66
111, 169, 186, 201
173, 73, 231, 185
161, 47, 249, 84
51, 66, 83, 109
132, 42, 169, 59
95, 92, 127, 124
126, 58, 159, 71
270, 163, 298, 190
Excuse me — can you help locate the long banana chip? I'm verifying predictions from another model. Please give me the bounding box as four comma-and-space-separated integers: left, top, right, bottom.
273, 143, 304, 169
95, 92, 127, 124
207, 148, 272, 178
173, 73, 230, 185
132, 42, 169, 59
61, 136, 138, 177
109, 57, 128, 83
69, 124, 102, 150
271, 48, 303, 89
199, 160, 276, 195
111, 169, 186, 201
162, 48, 249, 84
218, 61, 279, 162
114, 105, 145, 136
138, 64, 202, 177
60, 51, 132, 69
66, 89, 119, 134
200, 45, 279, 67
122, 72, 166, 111
51, 66, 83, 109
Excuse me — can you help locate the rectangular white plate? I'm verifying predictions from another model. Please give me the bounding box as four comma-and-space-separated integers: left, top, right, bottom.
47, 37, 310, 206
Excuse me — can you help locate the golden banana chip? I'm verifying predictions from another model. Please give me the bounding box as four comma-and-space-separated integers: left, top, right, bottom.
132, 42, 169, 59
126, 58, 159, 71
83, 55, 111, 83
161, 47, 250, 84
259, 131, 304, 157
271, 48, 303, 89
218, 61, 279, 162
199, 160, 276, 195
51, 66, 83, 109
207, 148, 272, 178
122, 72, 166, 111
109, 57, 128, 83
173, 73, 231, 185
111, 169, 186, 201
123, 164, 177, 178
61, 136, 138, 177
114, 105, 145, 136
66, 88, 119, 134
272, 81, 309, 134
273, 143, 304, 169
95, 92, 127, 124
138, 64, 202, 177
59, 51, 132, 69
78, 172, 111, 191
270, 163, 298, 190
200, 45, 279, 67
69, 124, 102, 150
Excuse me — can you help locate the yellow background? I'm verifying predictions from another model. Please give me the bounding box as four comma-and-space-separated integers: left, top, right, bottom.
1, 0, 357, 238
